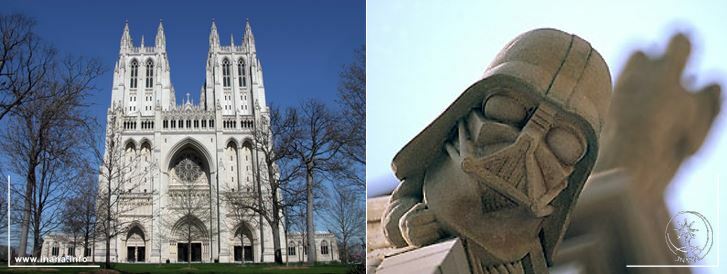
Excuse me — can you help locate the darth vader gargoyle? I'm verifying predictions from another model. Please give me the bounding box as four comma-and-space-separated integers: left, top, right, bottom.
381, 29, 612, 273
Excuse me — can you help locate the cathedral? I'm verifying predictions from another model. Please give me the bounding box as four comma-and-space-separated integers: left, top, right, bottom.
40, 20, 337, 264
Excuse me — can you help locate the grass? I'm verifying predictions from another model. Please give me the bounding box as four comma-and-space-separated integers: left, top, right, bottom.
0, 263, 355, 274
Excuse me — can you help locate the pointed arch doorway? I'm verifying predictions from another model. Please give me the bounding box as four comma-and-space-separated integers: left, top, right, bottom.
233, 222, 255, 263
172, 214, 210, 262
125, 224, 147, 262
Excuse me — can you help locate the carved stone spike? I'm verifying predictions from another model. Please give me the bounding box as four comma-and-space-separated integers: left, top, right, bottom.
380, 28, 612, 273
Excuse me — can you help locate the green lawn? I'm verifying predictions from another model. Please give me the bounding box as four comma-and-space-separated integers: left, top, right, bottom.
0, 263, 357, 274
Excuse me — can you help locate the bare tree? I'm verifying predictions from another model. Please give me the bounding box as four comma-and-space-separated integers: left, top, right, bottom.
1, 52, 102, 259
61, 199, 83, 257
285, 204, 308, 262
221, 106, 303, 264
337, 46, 365, 167
1, 13, 53, 259
280, 204, 293, 264
93, 108, 157, 268
79, 176, 97, 259
333, 47, 366, 189
0, 14, 54, 121
256, 107, 303, 264
329, 47, 366, 265
323, 182, 364, 264
289, 100, 347, 264
61, 170, 97, 259
0, 173, 7, 234
151, 209, 168, 265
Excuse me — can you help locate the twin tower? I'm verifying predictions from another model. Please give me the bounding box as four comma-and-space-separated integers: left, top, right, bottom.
110, 19, 268, 118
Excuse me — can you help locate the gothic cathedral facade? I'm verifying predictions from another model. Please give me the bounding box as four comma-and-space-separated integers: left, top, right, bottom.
43, 20, 338, 264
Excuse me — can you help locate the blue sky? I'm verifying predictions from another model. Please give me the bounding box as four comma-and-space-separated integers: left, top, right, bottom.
6, 0, 365, 120
367, 0, 726, 272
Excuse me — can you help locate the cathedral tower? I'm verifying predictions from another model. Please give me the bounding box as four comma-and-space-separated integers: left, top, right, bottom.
202, 19, 267, 115
111, 20, 175, 115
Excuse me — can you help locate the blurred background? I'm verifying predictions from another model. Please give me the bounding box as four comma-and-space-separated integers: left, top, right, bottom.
367, 0, 726, 272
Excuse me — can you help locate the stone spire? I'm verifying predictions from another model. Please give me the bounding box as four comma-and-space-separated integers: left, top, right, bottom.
140, 35, 145, 48
209, 19, 219, 50
199, 86, 206, 106
242, 18, 256, 53
155, 19, 166, 50
230, 33, 235, 47
120, 20, 132, 52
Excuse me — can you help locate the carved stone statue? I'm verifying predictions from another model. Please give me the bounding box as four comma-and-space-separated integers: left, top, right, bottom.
553, 33, 721, 274
593, 33, 721, 194
381, 28, 612, 273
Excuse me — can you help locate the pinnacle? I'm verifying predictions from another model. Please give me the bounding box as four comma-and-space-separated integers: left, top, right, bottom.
210, 19, 218, 32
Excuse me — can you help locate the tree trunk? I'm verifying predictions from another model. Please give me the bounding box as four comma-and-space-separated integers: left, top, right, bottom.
187, 225, 191, 267
240, 236, 245, 265
250, 66, 265, 264
83, 230, 89, 259
31, 224, 42, 258
305, 165, 316, 264
271, 219, 282, 264
344, 233, 352, 264
254, 164, 264, 263
105, 179, 111, 269
17, 165, 35, 261
271, 187, 282, 264
284, 229, 289, 266
31, 187, 43, 259
92, 232, 96, 263
105, 234, 110, 268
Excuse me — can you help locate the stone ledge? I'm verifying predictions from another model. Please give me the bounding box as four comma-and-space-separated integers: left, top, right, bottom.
375, 238, 471, 274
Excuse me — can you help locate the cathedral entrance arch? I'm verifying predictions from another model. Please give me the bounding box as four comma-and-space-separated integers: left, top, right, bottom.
232, 222, 255, 262
125, 223, 146, 262
166, 138, 214, 262
172, 214, 210, 262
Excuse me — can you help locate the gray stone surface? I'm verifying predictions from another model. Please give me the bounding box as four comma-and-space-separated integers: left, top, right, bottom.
380, 28, 612, 273
375, 238, 471, 274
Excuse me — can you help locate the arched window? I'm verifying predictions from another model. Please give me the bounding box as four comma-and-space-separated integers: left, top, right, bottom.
320, 240, 329, 255
145, 59, 154, 88
125, 141, 136, 153
238, 59, 246, 87
287, 242, 296, 256
141, 141, 151, 155
130, 60, 138, 89
222, 58, 231, 87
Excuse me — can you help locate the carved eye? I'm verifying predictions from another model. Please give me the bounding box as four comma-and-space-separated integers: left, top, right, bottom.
545, 127, 586, 165
483, 95, 527, 126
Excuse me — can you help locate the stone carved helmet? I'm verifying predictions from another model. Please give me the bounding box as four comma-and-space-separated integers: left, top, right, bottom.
391, 28, 612, 264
